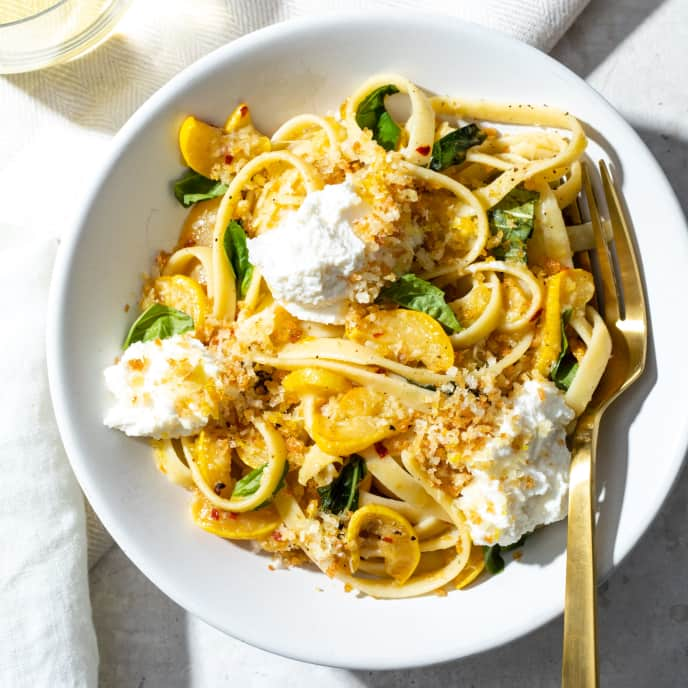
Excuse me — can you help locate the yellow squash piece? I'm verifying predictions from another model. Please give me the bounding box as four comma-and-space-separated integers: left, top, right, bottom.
534, 268, 595, 376
224, 102, 252, 132
283, 367, 352, 396
143, 274, 210, 336
454, 542, 486, 589
346, 504, 421, 585
534, 271, 563, 376
192, 430, 233, 498
346, 309, 454, 373
179, 104, 270, 179
178, 115, 224, 178
306, 388, 403, 456
191, 493, 281, 540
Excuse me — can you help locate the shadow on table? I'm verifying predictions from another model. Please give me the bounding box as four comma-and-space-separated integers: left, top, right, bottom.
551, 0, 669, 76
90, 547, 191, 688
633, 127, 688, 216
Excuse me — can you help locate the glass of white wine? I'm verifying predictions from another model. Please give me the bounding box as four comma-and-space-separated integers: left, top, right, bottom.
0, 0, 133, 74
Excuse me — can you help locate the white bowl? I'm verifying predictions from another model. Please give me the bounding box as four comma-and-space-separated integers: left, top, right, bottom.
47, 11, 688, 669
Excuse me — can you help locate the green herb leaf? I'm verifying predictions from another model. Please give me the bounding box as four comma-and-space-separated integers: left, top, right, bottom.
231, 462, 289, 509
429, 124, 486, 171
317, 455, 366, 514
375, 111, 401, 152
551, 308, 579, 390
484, 545, 505, 574
173, 169, 228, 207
501, 533, 528, 552
489, 187, 540, 262
405, 379, 457, 395
223, 219, 254, 298
484, 533, 529, 575
356, 85, 401, 151
123, 303, 194, 348
232, 465, 265, 497
377, 274, 461, 333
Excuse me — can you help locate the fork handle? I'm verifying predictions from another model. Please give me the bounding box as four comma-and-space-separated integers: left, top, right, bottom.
562, 412, 600, 688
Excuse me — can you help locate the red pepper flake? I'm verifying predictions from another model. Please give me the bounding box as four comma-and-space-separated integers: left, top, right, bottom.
372, 331, 384, 338
416, 145, 431, 155
224, 154, 234, 165
374, 442, 388, 458
240, 105, 249, 117
229, 512, 238, 520
530, 307, 543, 322
382, 536, 394, 543
210, 508, 220, 521
272, 530, 283, 541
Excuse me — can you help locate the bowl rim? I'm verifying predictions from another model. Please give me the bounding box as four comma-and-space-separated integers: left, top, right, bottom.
46, 9, 688, 669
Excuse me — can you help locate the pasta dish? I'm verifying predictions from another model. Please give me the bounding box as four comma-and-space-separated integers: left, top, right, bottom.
103, 74, 611, 598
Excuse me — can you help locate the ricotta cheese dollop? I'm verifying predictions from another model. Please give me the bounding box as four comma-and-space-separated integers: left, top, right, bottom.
103, 334, 221, 439
246, 180, 367, 324
458, 379, 575, 547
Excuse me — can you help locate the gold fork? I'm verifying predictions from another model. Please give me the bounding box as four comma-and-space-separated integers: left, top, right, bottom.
561, 161, 648, 687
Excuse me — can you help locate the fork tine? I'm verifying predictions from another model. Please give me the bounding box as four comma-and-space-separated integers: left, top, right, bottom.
598, 161, 647, 328
581, 162, 620, 325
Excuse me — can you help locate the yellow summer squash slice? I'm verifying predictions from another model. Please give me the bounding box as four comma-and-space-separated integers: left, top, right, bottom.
346, 504, 421, 584
305, 387, 405, 456
535, 268, 595, 375
178, 116, 224, 178
192, 430, 233, 498
534, 271, 563, 375
282, 367, 352, 396
142, 274, 209, 336
453, 542, 486, 589
346, 309, 454, 373
191, 493, 281, 540
178, 104, 270, 179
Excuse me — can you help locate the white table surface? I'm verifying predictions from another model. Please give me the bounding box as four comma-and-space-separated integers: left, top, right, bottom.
77, 0, 688, 684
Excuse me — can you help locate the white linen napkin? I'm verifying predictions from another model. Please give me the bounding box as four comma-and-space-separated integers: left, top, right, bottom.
0, 238, 98, 688
0, 1, 588, 686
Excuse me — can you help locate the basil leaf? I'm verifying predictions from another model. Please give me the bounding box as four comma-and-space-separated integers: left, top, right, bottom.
317, 455, 366, 514
377, 274, 461, 333
123, 303, 194, 348
232, 462, 289, 508
501, 533, 528, 552
551, 308, 579, 390
223, 220, 254, 298
256, 461, 289, 508
484, 533, 528, 574
405, 379, 457, 395
173, 169, 227, 207
429, 124, 486, 171
232, 465, 265, 497
375, 111, 401, 152
484, 545, 505, 574
489, 187, 540, 263
355, 85, 401, 151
